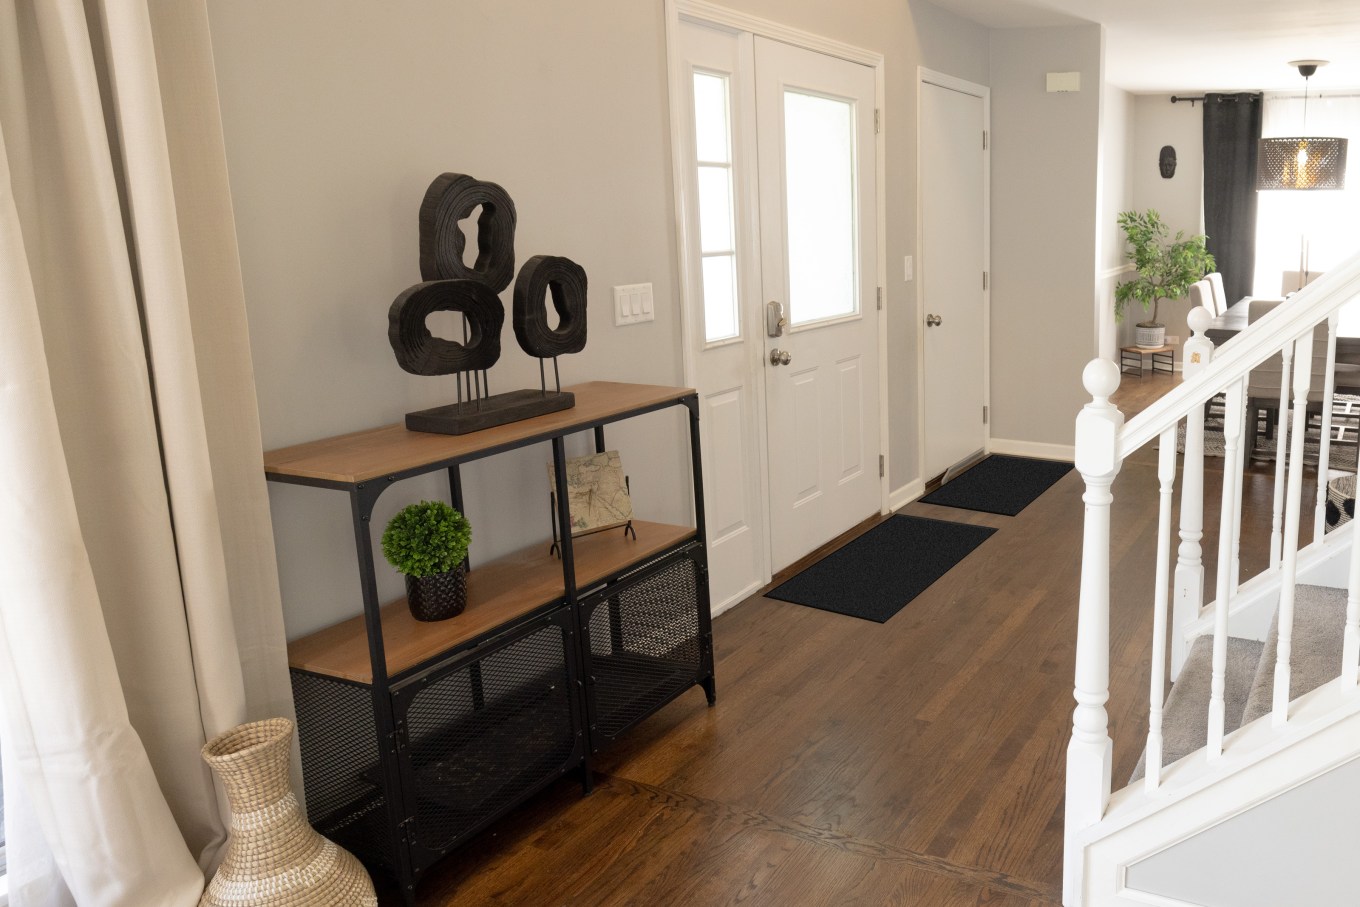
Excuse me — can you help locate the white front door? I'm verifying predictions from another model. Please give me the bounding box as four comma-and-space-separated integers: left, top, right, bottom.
673, 20, 883, 604
755, 38, 881, 570
921, 77, 987, 479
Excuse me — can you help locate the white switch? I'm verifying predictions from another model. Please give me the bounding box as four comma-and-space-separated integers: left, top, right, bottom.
904, 255, 914, 281
612, 283, 655, 325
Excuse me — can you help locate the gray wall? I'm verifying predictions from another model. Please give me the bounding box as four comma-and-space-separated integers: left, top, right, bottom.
207, 0, 990, 637
1126, 755, 1360, 906
1098, 82, 1136, 360
1127, 93, 1205, 351
989, 25, 1104, 448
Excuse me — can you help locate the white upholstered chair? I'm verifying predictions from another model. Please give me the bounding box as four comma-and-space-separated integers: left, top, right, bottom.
1205, 272, 1228, 316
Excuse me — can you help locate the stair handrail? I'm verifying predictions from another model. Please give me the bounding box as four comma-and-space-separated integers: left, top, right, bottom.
1065, 251, 1360, 906
1119, 254, 1360, 457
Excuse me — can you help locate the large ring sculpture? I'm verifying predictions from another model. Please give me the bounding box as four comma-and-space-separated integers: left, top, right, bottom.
388, 279, 504, 375
418, 173, 517, 291
513, 255, 588, 358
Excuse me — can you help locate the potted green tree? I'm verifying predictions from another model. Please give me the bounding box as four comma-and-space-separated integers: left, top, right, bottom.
382, 500, 472, 621
1115, 209, 1216, 349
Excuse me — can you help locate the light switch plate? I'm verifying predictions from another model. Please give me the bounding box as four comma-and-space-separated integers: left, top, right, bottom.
613, 283, 655, 326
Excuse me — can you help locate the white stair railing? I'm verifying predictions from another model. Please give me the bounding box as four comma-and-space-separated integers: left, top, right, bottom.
1067, 253, 1360, 901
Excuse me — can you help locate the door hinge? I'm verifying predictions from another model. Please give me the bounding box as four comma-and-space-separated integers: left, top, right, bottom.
879, 454, 885, 478
875, 108, 881, 134
876, 287, 883, 310
983, 405, 989, 424
983, 271, 988, 291
983, 129, 989, 150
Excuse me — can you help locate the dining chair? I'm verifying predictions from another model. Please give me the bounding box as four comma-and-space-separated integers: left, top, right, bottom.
1188, 279, 1214, 317
1246, 298, 1360, 465
1205, 272, 1228, 316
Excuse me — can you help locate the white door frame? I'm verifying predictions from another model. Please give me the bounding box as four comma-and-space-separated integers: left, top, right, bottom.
665, 0, 889, 608
915, 67, 991, 483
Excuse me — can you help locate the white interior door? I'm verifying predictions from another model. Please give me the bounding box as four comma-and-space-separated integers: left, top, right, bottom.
921, 78, 987, 479
756, 38, 881, 570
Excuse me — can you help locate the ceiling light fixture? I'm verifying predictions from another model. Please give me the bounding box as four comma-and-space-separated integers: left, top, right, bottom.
1257, 60, 1348, 191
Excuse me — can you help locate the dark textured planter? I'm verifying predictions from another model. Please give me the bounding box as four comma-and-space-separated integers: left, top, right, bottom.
405, 561, 468, 621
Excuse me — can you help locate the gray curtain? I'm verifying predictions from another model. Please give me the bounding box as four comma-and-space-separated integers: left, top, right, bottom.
1203, 92, 1263, 304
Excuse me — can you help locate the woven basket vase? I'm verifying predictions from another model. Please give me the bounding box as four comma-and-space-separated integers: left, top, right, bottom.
200, 718, 377, 907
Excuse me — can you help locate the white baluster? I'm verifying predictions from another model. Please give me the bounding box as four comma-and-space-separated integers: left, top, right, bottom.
1314, 314, 1340, 542
1270, 342, 1294, 569
1173, 308, 1214, 678
1345, 503, 1360, 688
1231, 390, 1247, 592
1067, 359, 1123, 831
1146, 424, 1178, 792
1208, 378, 1245, 758
1274, 333, 1315, 727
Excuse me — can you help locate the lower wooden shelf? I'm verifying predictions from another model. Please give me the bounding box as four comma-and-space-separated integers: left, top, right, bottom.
287, 520, 697, 684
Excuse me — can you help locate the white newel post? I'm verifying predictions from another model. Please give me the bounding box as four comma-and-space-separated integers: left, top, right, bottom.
1067, 359, 1123, 840
1173, 308, 1214, 678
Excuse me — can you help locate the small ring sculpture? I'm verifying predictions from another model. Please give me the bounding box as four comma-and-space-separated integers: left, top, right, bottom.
513, 255, 588, 358
418, 173, 517, 291
388, 279, 504, 375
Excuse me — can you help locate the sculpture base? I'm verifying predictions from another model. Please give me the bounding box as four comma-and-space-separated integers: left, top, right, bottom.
405, 389, 575, 435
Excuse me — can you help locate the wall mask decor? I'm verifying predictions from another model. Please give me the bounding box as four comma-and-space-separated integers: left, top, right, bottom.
390, 173, 589, 435
1159, 145, 1177, 179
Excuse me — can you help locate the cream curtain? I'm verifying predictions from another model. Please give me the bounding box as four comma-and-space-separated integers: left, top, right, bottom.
0, 0, 294, 904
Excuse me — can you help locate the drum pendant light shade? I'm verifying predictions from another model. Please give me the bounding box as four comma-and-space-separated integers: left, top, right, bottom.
1257, 136, 1348, 190
1258, 60, 1348, 191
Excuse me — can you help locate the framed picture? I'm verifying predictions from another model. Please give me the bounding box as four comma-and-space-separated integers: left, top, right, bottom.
547, 450, 634, 539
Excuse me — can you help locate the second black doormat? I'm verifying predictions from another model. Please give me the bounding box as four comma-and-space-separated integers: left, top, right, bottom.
766, 515, 996, 623
921, 454, 1073, 517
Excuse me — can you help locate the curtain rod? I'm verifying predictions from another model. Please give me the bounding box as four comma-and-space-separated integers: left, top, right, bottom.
1170, 92, 1263, 107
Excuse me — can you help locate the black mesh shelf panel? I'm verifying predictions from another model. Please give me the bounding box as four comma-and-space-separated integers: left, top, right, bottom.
583, 548, 702, 744
291, 671, 397, 870
397, 617, 578, 868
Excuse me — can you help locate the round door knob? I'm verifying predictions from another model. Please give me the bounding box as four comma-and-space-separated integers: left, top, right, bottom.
769, 349, 792, 366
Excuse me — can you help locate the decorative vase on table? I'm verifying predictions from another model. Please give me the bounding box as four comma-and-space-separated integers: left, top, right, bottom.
199, 718, 377, 907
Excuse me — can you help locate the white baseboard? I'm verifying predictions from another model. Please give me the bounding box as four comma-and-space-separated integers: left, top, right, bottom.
889, 479, 923, 512
988, 437, 1075, 462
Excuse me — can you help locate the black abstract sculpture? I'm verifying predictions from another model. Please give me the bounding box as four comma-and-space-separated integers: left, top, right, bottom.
419, 173, 518, 291
389, 280, 504, 375
389, 173, 588, 436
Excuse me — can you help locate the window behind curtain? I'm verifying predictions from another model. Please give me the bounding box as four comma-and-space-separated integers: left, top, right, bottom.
1254, 93, 1360, 296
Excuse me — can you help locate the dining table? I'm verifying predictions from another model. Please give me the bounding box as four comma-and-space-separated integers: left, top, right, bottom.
1206, 297, 1360, 364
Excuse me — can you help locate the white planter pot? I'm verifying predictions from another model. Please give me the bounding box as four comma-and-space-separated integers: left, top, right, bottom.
1135, 323, 1166, 349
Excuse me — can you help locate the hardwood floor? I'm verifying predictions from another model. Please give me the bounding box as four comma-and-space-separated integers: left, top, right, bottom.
381, 369, 1326, 906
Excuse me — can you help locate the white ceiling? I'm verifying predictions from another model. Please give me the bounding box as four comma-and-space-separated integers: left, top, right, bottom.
927, 0, 1360, 93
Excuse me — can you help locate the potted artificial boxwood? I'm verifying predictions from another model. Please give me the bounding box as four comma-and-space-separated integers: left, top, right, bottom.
1115, 209, 1216, 349
382, 500, 472, 621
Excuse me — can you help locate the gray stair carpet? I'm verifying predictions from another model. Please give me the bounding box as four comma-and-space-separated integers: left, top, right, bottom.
1241, 584, 1350, 726
1131, 634, 1263, 782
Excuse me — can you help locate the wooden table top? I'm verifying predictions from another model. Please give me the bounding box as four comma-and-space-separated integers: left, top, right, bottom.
263, 381, 695, 485
1207, 297, 1360, 345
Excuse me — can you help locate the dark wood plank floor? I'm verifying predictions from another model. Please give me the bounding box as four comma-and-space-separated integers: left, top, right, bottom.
380, 371, 1326, 906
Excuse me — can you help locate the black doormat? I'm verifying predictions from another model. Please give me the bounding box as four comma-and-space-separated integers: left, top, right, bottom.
920, 454, 1073, 516
765, 515, 996, 623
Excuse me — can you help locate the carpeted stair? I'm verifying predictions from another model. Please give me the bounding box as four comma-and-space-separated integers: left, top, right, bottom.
1131, 583, 1355, 784
1131, 635, 1262, 782
1240, 584, 1349, 726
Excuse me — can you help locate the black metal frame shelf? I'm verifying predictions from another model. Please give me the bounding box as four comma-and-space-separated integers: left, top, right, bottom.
266, 383, 715, 905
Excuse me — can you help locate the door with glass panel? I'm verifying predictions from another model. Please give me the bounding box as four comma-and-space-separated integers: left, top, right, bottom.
754, 37, 880, 570
676, 21, 880, 603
